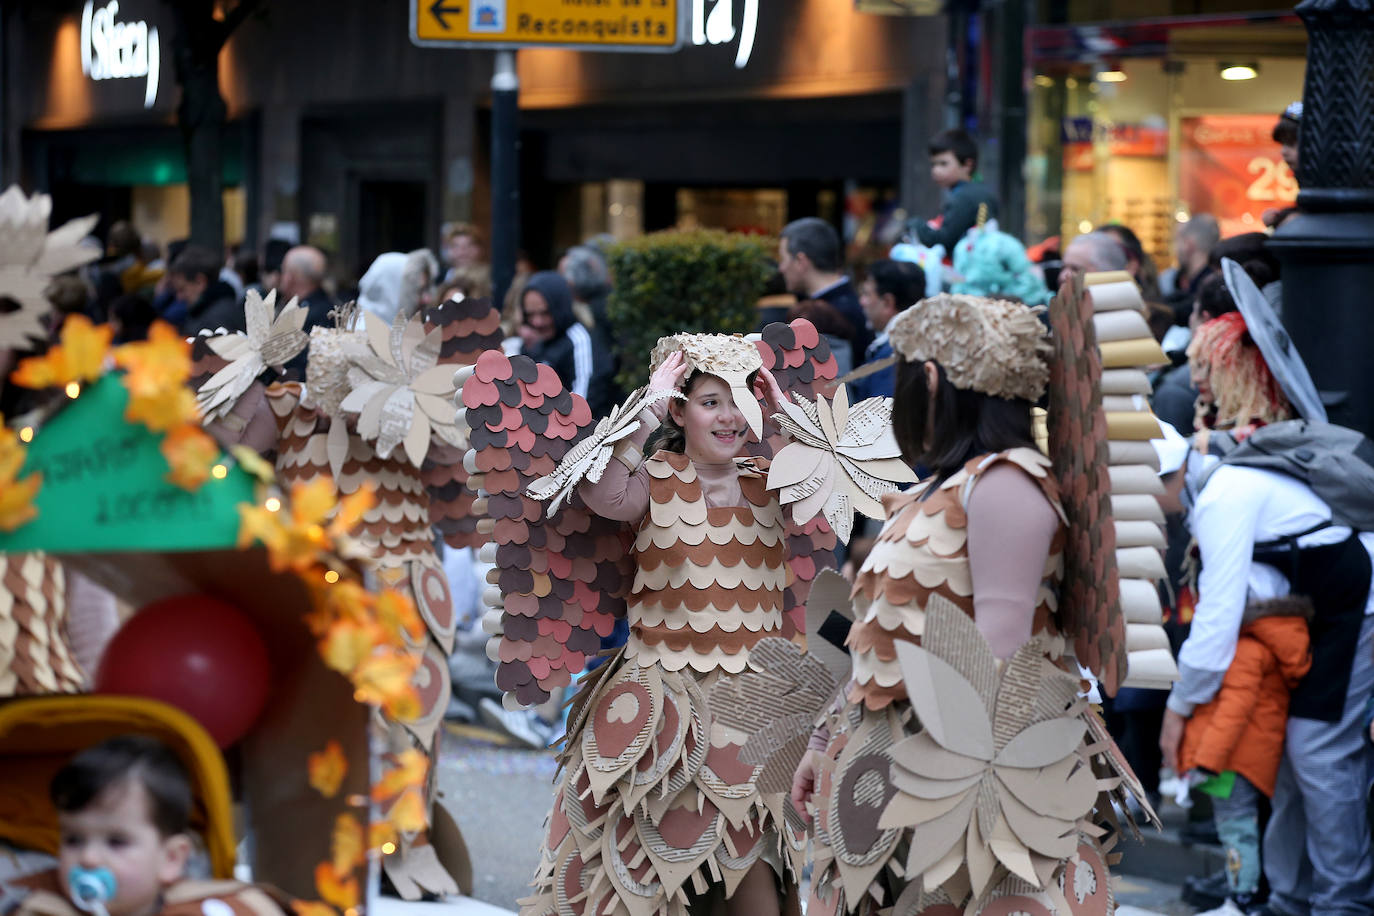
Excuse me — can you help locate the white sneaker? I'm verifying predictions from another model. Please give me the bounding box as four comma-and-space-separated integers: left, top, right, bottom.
1195, 897, 1252, 916
478, 697, 550, 749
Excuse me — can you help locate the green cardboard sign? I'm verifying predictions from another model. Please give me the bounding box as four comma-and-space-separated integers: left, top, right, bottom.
0, 375, 255, 554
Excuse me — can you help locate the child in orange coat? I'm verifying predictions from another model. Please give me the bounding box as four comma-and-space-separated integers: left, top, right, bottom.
1179, 598, 1312, 916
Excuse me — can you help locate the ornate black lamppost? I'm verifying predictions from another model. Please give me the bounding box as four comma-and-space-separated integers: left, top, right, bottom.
1269, 0, 1374, 437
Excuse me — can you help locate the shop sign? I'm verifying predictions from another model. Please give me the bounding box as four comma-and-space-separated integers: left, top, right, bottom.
1060, 117, 1168, 167
690, 0, 757, 69
1180, 114, 1297, 237
80, 0, 160, 109
410, 0, 684, 52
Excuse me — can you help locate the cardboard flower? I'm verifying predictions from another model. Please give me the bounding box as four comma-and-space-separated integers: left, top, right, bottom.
10, 315, 112, 390
879, 594, 1099, 898
339, 312, 461, 467
527, 385, 681, 515
198, 289, 309, 420
708, 636, 840, 797
768, 386, 916, 542
0, 186, 99, 350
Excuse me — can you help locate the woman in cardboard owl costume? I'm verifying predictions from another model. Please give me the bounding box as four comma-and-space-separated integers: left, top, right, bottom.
469, 328, 914, 916
793, 294, 1153, 916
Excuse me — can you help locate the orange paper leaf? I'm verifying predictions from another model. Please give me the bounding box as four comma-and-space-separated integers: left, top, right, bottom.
161, 425, 219, 491
386, 789, 428, 834
291, 901, 337, 916
375, 589, 424, 644
114, 321, 191, 395
0, 471, 41, 532
313, 862, 359, 911
11, 315, 112, 389
329, 483, 377, 537
307, 740, 348, 799
125, 385, 200, 433
331, 813, 366, 876
351, 651, 420, 713
372, 749, 429, 802
368, 820, 398, 852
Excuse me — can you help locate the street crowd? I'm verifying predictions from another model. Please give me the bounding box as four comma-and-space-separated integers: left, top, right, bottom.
4, 95, 1373, 916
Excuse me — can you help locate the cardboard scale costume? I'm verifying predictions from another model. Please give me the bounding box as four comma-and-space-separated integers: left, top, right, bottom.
802, 284, 1172, 916
463, 328, 916, 916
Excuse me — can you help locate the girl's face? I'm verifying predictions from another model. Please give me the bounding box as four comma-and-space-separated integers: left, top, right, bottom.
670, 375, 748, 465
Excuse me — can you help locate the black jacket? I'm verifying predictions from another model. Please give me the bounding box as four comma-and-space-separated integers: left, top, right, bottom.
816, 278, 872, 360
1151, 362, 1198, 437
912, 180, 1000, 252
183, 280, 243, 336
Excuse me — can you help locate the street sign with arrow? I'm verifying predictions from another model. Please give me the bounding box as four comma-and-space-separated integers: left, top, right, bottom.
410, 0, 684, 51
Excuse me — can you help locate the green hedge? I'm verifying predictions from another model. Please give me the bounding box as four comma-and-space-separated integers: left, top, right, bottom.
604, 229, 772, 391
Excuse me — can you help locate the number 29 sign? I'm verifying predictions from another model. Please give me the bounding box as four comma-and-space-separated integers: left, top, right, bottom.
1180, 114, 1297, 236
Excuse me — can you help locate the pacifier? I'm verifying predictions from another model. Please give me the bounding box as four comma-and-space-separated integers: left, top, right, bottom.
66, 867, 116, 915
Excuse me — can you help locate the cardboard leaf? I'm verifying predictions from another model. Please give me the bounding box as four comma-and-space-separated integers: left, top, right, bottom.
894, 640, 994, 760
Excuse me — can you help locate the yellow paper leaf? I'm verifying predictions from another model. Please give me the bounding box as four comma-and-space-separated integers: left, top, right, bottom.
331, 813, 366, 876
307, 740, 348, 799
114, 321, 191, 394
329, 483, 377, 537
368, 820, 398, 852
161, 425, 219, 491
126, 386, 200, 433
314, 862, 359, 911
0, 471, 41, 532
386, 789, 428, 834
352, 651, 420, 712
304, 578, 372, 637
382, 687, 422, 723
320, 621, 380, 675
292, 476, 340, 527
291, 900, 337, 916
60, 315, 115, 383
375, 589, 424, 644
372, 749, 429, 802
11, 315, 114, 389
230, 445, 276, 483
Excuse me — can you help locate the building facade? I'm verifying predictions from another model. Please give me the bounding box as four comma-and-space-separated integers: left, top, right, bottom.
2, 0, 948, 281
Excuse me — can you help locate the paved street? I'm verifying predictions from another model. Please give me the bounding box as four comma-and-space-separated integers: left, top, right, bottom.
436, 727, 1196, 915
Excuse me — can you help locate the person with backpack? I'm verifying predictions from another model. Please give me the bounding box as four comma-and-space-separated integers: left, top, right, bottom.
1159, 263, 1374, 916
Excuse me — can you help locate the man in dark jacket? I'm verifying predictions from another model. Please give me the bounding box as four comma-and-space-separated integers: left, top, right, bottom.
778, 217, 871, 358
279, 246, 336, 332
172, 246, 243, 335
518, 271, 615, 416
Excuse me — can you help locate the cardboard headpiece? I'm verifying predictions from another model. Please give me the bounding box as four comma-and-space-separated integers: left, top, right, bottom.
888, 293, 1051, 402
649, 332, 765, 437
1221, 257, 1327, 423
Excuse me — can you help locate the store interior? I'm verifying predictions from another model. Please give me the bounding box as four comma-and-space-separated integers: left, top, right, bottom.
1026, 20, 1305, 265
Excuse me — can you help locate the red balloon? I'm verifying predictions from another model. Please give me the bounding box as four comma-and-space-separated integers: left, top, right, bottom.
95, 594, 271, 748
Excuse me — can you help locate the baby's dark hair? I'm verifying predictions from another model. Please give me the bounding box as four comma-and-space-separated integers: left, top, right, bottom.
51, 735, 192, 837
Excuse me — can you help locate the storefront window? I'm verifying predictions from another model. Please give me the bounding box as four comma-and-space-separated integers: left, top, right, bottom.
1027, 16, 1305, 268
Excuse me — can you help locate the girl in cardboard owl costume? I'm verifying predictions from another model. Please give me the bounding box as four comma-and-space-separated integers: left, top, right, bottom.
792, 293, 1156, 916
467, 329, 914, 916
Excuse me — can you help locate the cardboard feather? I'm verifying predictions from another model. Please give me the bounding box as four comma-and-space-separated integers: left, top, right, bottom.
197, 289, 309, 420
0, 186, 99, 350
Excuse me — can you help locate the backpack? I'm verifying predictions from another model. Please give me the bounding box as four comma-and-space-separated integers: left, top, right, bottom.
1200, 420, 1374, 532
